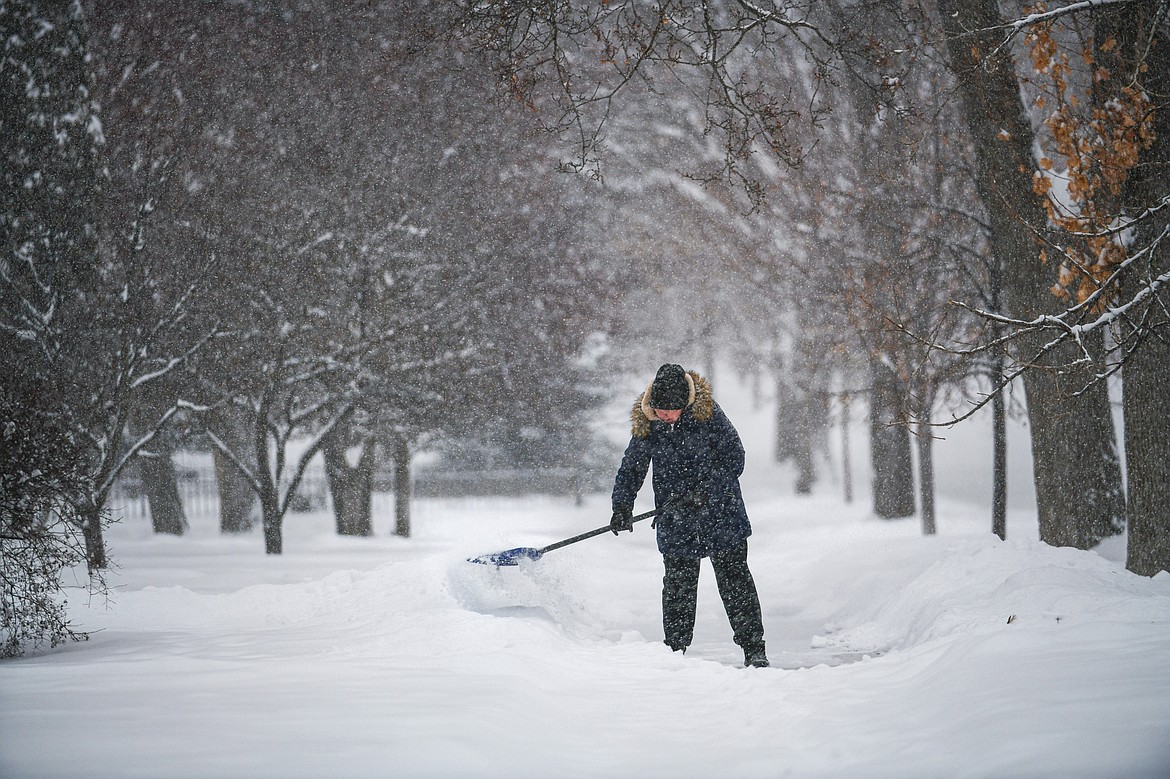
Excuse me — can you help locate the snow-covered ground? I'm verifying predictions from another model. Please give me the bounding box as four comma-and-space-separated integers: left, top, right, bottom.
2, 376, 1168, 778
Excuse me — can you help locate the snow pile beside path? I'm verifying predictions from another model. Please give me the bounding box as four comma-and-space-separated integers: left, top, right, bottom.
445, 555, 591, 630
813, 537, 1170, 656
116, 558, 447, 629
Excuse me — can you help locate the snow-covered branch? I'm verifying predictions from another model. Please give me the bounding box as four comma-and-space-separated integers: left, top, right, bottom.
939, 198, 1168, 363
130, 326, 219, 390
97, 399, 212, 501
276, 403, 354, 518
997, 0, 1132, 33
957, 0, 1138, 65
206, 429, 263, 495
1064, 195, 1170, 240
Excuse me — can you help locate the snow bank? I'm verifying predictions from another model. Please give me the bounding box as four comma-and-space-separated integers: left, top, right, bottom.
815, 538, 1170, 655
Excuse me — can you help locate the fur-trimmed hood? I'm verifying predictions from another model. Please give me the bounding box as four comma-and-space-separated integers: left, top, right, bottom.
613, 367, 750, 558
630, 370, 714, 438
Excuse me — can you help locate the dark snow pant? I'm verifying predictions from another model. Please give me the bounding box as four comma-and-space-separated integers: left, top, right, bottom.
661, 543, 765, 652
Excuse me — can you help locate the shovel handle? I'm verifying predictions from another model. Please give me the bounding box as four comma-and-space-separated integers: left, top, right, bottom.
538, 507, 658, 555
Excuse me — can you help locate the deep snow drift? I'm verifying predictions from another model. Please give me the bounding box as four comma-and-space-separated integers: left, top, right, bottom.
2, 382, 1168, 778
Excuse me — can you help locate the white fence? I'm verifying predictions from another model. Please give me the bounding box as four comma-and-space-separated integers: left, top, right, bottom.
107, 455, 595, 523
107, 456, 329, 522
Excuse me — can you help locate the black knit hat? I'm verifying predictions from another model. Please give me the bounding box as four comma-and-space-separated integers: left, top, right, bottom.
648, 363, 690, 410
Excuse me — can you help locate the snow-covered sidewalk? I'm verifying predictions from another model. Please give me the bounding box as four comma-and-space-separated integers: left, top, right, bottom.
2, 487, 1168, 779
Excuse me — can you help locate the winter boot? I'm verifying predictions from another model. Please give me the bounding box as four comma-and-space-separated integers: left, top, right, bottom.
744, 644, 769, 668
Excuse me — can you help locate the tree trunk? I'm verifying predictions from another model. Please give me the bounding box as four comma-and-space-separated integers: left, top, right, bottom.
991, 359, 1008, 541
213, 447, 255, 533
392, 436, 412, 537
869, 359, 915, 519
1123, 336, 1170, 576
128, 401, 188, 535
915, 417, 936, 536
937, 0, 1126, 549
80, 501, 108, 571
777, 338, 827, 493
252, 400, 282, 555
139, 439, 187, 536
209, 406, 256, 533
323, 433, 374, 537
989, 247, 1009, 541
701, 331, 716, 390
774, 359, 800, 464
260, 491, 282, 555
840, 392, 853, 504
792, 389, 822, 494
1026, 336, 1125, 548
1101, 1, 1170, 576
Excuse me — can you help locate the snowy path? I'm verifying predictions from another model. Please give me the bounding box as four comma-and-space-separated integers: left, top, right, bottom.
3, 490, 1168, 779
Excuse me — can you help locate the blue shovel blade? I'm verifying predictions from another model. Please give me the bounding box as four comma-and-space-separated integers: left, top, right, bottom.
466, 547, 543, 566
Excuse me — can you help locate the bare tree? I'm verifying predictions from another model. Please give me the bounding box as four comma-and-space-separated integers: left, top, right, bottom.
456, 0, 1167, 566
934, 0, 1170, 562
0, 380, 98, 657
4, 0, 217, 571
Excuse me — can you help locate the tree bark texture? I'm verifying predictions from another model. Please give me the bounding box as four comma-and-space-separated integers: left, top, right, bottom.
937, 0, 1126, 549
209, 406, 256, 533
260, 491, 282, 555
790, 388, 825, 495
1102, 1, 1170, 576
840, 393, 854, 504
916, 417, 937, 536
774, 363, 800, 464
323, 433, 374, 537
777, 335, 828, 493
1123, 332, 1170, 575
392, 436, 411, 538
252, 398, 282, 555
213, 447, 256, 533
1026, 336, 1126, 548
991, 364, 1008, 541
80, 502, 108, 571
869, 359, 916, 519
128, 400, 188, 534
138, 440, 187, 536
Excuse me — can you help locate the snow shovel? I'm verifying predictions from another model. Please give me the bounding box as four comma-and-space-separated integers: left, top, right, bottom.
467, 507, 660, 566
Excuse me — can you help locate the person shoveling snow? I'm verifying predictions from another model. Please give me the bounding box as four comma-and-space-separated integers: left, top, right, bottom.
468, 363, 769, 668
610, 363, 769, 668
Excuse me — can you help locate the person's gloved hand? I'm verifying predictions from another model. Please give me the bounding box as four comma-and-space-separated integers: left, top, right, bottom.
610, 505, 634, 535
681, 490, 708, 510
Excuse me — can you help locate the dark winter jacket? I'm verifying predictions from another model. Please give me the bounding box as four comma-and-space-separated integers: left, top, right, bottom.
611, 371, 752, 559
